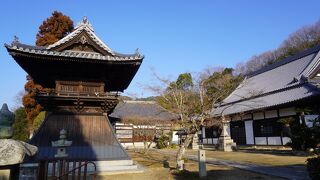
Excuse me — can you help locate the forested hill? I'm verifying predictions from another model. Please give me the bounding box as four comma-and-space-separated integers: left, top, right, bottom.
236, 19, 320, 75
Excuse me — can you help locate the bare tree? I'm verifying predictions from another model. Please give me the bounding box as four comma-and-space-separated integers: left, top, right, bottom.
147, 68, 242, 169
12, 90, 26, 111
122, 116, 166, 154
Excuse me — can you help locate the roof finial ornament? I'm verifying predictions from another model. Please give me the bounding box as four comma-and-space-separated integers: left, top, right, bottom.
11, 36, 19, 45
135, 48, 140, 56
75, 16, 94, 31
82, 16, 88, 24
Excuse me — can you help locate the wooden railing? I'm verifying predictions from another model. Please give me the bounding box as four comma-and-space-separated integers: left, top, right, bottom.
38, 159, 97, 180
37, 91, 119, 98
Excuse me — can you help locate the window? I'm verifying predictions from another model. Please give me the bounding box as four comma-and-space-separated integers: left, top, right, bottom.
253, 118, 282, 137
205, 126, 221, 138
260, 125, 273, 136
56, 81, 104, 93
59, 84, 79, 92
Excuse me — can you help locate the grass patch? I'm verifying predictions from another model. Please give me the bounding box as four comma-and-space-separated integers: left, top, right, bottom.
98, 150, 284, 180
185, 149, 310, 166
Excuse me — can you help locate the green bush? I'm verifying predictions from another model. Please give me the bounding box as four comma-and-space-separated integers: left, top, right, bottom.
278, 117, 295, 125
12, 107, 29, 142
170, 143, 178, 149
32, 111, 46, 132
306, 156, 320, 179
290, 124, 316, 151
156, 134, 170, 149
289, 117, 319, 151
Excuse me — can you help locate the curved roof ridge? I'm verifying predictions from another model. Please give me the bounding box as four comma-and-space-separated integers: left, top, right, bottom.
5, 42, 143, 62
301, 50, 320, 78
220, 81, 305, 107
46, 17, 115, 55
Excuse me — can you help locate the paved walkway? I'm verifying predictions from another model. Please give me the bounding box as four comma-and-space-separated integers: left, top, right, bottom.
157, 149, 309, 180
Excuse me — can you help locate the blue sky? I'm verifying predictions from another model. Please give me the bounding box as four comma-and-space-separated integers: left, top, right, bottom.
1, 0, 320, 109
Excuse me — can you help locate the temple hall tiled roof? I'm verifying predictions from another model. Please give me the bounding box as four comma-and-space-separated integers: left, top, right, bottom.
109, 101, 179, 121
213, 45, 320, 116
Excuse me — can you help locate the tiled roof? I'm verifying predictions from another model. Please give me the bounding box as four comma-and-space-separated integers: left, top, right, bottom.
109, 101, 179, 121
5, 17, 144, 62
213, 45, 320, 116
5, 43, 143, 61
46, 17, 115, 55
213, 84, 319, 116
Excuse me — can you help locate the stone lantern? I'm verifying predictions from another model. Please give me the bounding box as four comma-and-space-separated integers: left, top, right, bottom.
52, 129, 72, 158
218, 116, 236, 151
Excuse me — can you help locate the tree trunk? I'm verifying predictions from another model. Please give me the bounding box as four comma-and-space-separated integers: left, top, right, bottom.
132, 139, 137, 152
301, 112, 306, 126
176, 134, 194, 169
144, 141, 153, 154
282, 124, 292, 138
132, 128, 137, 152
143, 141, 148, 153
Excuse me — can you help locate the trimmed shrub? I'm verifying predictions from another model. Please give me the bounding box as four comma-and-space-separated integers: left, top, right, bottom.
170, 143, 178, 149
32, 111, 47, 132
306, 156, 320, 179
156, 134, 170, 149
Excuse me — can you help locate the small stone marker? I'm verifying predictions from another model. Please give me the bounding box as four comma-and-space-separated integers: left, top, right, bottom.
198, 149, 207, 178
52, 129, 72, 158
177, 160, 184, 171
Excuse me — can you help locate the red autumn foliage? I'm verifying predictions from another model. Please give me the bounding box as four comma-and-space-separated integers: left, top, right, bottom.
22, 79, 43, 132
36, 11, 74, 46
21, 11, 74, 133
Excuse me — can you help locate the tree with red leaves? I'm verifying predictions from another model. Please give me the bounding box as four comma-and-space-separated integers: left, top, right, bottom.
36, 11, 74, 46
22, 79, 44, 133
22, 11, 74, 134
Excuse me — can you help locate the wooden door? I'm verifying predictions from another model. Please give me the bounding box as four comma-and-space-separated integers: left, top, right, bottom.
230, 121, 246, 145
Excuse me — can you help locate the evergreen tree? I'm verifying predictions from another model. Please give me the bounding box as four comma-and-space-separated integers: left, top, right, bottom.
204, 68, 243, 104
12, 107, 29, 142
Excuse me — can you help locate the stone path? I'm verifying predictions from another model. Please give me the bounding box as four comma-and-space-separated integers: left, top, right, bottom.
157, 150, 309, 180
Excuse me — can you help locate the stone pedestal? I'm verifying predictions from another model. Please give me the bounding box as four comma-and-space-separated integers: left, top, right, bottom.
192, 134, 199, 150
0, 169, 10, 180
51, 129, 72, 158
177, 160, 184, 171
218, 118, 236, 152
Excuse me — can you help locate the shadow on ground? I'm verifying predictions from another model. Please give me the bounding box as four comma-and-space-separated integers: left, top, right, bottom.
171, 169, 283, 180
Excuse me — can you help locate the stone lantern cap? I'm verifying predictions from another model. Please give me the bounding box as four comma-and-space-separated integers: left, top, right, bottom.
0, 139, 38, 166
52, 129, 72, 147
